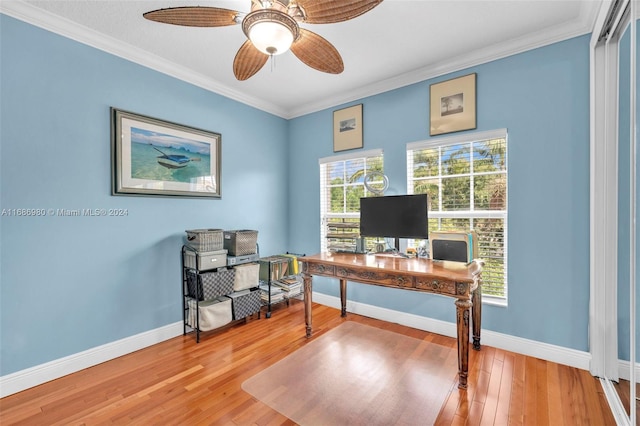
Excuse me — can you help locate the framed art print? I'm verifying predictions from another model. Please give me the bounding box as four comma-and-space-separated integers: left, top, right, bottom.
430, 73, 477, 136
333, 104, 363, 152
111, 108, 221, 198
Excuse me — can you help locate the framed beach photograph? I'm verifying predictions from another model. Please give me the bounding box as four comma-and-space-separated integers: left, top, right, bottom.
333, 104, 363, 152
430, 73, 476, 136
111, 108, 221, 198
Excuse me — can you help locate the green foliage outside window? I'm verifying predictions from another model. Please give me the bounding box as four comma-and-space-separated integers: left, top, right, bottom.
322, 136, 507, 300
412, 137, 507, 299
322, 153, 384, 252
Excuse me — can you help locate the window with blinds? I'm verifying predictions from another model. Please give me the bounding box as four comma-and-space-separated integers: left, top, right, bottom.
319, 149, 384, 253
407, 129, 508, 303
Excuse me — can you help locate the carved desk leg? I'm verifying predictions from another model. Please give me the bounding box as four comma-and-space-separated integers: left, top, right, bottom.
472, 287, 482, 350
303, 271, 313, 338
340, 278, 347, 317
455, 298, 472, 389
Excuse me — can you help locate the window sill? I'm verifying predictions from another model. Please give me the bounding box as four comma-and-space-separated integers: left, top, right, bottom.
482, 296, 507, 307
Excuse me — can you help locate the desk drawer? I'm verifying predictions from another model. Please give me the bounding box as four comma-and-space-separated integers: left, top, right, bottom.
416, 278, 457, 295
336, 267, 415, 289
307, 263, 336, 276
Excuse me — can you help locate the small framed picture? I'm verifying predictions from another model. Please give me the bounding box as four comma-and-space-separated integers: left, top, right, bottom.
430, 73, 477, 136
111, 108, 221, 198
333, 104, 363, 152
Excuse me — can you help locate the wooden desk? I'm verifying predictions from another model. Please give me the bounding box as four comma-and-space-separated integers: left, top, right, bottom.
299, 252, 482, 389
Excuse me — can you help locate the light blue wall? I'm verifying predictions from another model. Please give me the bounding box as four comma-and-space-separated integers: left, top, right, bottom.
1, 13, 593, 378
0, 16, 289, 375
288, 35, 591, 351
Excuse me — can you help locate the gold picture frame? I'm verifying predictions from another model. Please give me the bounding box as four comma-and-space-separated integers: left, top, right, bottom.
430, 73, 477, 136
333, 104, 363, 152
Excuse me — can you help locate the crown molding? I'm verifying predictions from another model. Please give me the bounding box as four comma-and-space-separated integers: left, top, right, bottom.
287, 1, 602, 118
0, 1, 289, 118
1, 0, 601, 120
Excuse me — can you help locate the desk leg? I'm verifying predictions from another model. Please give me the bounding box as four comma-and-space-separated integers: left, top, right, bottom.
455, 298, 472, 389
472, 287, 482, 350
303, 272, 312, 338
340, 279, 347, 317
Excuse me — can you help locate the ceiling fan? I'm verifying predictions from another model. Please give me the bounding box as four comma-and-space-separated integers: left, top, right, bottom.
143, 0, 383, 81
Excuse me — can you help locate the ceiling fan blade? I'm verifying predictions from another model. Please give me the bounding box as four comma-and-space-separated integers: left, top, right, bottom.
290, 28, 344, 74
143, 7, 239, 27
294, 0, 383, 24
233, 40, 268, 80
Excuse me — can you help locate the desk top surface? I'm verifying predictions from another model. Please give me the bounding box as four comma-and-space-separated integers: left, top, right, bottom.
300, 252, 478, 283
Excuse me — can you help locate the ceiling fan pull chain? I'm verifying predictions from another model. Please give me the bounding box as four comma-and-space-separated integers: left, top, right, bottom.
264, 45, 276, 72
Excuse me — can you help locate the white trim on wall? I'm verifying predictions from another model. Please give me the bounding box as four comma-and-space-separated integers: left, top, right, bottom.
312, 292, 592, 371
1, 293, 599, 399
0, 1, 289, 118
0, 1, 601, 120
628, 1, 637, 416
589, 0, 620, 382
590, 0, 638, 424
618, 358, 640, 382
0, 322, 183, 398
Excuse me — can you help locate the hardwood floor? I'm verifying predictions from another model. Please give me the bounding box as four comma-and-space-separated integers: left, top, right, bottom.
1, 300, 615, 425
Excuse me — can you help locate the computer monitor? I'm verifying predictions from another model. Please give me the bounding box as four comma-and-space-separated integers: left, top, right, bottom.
359, 194, 429, 251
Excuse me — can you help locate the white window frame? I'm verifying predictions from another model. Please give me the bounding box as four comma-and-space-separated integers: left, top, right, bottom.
319, 149, 384, 253
407, 129, 508, 306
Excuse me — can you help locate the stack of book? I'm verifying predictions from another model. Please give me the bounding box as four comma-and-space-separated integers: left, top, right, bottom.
259, 280, 285, 303
273, 275, 303, 299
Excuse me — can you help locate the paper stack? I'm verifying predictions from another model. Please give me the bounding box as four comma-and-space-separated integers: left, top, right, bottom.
274, 275, 303, 299
259, 280, 285, 303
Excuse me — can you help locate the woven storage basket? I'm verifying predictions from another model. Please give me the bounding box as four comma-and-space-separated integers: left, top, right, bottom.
185, 229, 223, 252
228, 289, 261, 320
186, 268, 235, 301
223, 230, 258, 256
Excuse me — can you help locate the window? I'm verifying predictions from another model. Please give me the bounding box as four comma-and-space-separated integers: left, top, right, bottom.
407, 129, 508, 303
320, 149, 384, 252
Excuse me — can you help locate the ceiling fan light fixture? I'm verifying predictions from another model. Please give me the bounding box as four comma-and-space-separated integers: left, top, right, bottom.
143, 0, 384, 80
242, 9, 299, 55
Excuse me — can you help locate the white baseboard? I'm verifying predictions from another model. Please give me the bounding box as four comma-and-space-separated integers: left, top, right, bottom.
0, 322, 183, 398
312, 292, 592, 371
618, 359, 640, 383
0, 292, 621, 398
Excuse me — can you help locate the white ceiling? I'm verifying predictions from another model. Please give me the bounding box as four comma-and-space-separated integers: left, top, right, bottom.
1, 0, 601, 118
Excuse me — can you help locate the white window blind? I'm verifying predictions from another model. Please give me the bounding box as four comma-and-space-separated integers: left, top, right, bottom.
407, 129, 508, 302
320, 149, 384, 252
